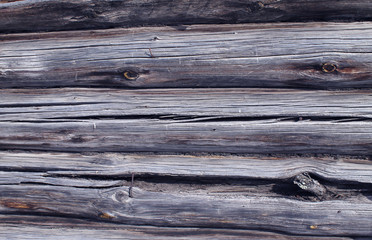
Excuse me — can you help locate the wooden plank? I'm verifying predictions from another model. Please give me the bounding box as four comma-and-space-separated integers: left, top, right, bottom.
0, 118, 371, 155
1, 152, 371, 184
0, 184, 371, 236
1, 88, 372, 121
1, 22, 372, 89
0, 222, 352, 240
1, 151, 371, 237
1, 0, 372, 33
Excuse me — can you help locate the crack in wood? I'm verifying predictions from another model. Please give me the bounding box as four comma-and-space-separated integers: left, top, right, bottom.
1, 170, 367, 202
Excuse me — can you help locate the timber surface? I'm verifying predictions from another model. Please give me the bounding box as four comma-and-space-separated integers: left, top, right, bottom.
1, 22, 372, 89
1, 88, 372, 155
1, 1, 372, 239
0, 152, 371, 237
1, 0, 372, 33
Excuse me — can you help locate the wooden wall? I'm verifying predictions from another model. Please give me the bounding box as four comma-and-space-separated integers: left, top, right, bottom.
0, 0, 371, 239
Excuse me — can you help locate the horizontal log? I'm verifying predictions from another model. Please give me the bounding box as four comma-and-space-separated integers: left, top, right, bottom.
1, 87, 371, 155
1, 88, 372, 155
0, 221, 353, 240
0, 119, 372, 155
1, 88, 372, 121
1, 0, 372, 33
1, 151, 371, 187
1, 22, 372, 89
1, 151, 371, 184
0, 184, 371, 236
0, 151, 371, 236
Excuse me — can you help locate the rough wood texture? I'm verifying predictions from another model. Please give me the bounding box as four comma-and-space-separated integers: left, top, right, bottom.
4, 119, 372, 155
1, 88, 372, 120
1, 0, 372, 33
1, 22, 372, 89
2, 2, 372, 238
1, 88, 372, 155
0, 152, 371, 237
0, 223, 354, 240
1, 152, 371, 184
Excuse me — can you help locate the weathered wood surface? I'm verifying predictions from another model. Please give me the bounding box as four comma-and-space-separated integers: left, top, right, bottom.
1, 2, 372, 238
1, 116, 372, 155
0, 223, 354, 240
1, 0, 372, 33
1, 88, 372, 155
0, 152, 371, 237
1, 151, 371, 184
2, 88, 372, 120
1, 22, 372, 89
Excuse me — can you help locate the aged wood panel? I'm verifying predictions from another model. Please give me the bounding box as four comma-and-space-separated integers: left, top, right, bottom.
1, 152, 371, 184
0, 223, 353, 240
1, 0, 372, 33
1, 22, 372, 89
1, 88, 372, 155
1, 88, 372, 121
0, 119, 372, 155
0, 0, 372, 32
0, 184, 371, 236
1, 151, 371, 237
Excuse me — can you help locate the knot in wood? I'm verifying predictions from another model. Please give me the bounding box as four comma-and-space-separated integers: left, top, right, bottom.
123, 70, 139, 81
247, 1, 264, 13
322, 63, 337, 73
293, 173, 326, 197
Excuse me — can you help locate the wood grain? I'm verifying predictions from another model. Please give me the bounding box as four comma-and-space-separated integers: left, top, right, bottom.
1, 22, 372, 89
1, 0, 372, 33
2, 88, 372, 121
1, 2, 372, 237
0, 182, 371, 236
0, 151, 371, 237
1, 151, 371, 184
1, 118, 372, 155
0, 222, 353, 240
1, 88, 372, 155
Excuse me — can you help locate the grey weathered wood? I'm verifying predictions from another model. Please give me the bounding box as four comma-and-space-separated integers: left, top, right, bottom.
1, 22, 372, 89
0, 119, 372, 155
1, 88, 372, 121
1, 151, 371, 237
0, 184, 371, 236
1, 0, 372, 33
0, 223, 353, 240
1, 152, 371, 184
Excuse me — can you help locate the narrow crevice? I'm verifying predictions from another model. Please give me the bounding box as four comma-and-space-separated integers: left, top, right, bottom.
2, 85, 372, 91
47, 114, 212, 121
46, 114, 372, 123
187, 116, 372, 123
18, 181, 125, 189
0, 102, 106, 108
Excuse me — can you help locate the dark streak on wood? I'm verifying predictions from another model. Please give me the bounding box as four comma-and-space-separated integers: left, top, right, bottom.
1, 0, 372, 33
